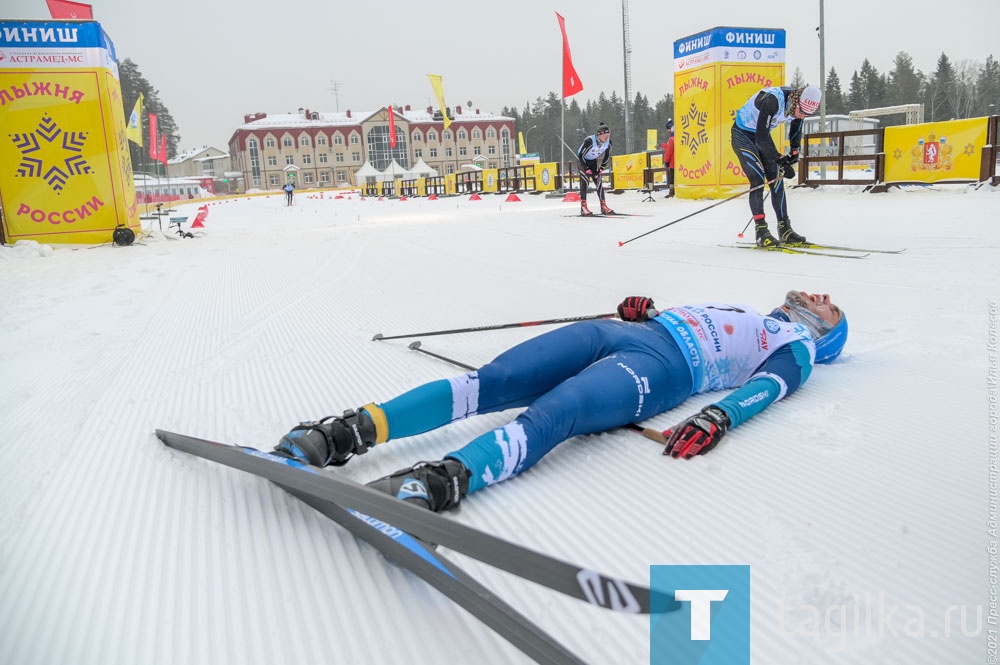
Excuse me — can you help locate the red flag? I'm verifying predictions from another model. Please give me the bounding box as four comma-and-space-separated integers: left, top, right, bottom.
388, 105, 397, 148
148, 114, 159, 160
159, 134, 168, 166
556, 12, 584, 98
45, 0, 93, 19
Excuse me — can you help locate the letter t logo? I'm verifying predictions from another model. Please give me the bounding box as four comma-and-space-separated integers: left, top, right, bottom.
675, 589, 729, 640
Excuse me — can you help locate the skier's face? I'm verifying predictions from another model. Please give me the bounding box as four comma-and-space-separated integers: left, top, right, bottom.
786, 291, 842, 327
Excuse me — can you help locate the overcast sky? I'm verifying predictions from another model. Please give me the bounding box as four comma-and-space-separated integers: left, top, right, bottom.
6, 0, 998, 149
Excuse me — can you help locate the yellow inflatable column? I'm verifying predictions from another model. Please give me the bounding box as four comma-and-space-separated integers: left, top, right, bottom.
0, 20, 139, 244
672, 27, 786, 199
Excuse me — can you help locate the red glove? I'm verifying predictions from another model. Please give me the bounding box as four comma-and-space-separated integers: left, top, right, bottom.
663, 406, 731, 459
617, 296, 656, 322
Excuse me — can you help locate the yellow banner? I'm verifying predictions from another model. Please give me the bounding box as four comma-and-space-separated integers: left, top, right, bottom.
0, 68, 138, 243
884, 118, 989, 183
611, 152, 647, 190
518, 131, 526, 155
427, 74, 451, 130
125, 92, 143, 146
416, 178, 426, 197
719, 64, 786, 187
646, 129, 658, 151
483, 168, 499, 193
445, 172, 456, 195
533, 162, 558, 191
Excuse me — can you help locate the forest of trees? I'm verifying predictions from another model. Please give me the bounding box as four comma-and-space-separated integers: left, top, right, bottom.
120, 49, 998, 172
119, 58, 179, 170
503, 51, 999, 165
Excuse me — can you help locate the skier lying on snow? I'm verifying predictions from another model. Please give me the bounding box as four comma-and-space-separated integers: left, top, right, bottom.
275, 291, 848, 512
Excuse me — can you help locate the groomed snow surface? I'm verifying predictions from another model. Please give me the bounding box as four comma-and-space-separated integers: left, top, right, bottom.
1, 183, 997, 664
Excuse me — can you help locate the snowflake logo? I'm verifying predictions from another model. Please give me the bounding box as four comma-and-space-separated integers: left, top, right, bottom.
893, 148, 903, 160
679, 101, 710, 155
9, 113, 92, 194
964, 142, 976, 157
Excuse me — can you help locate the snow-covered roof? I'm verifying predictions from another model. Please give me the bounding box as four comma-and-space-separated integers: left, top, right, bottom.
239, 107, 511, 132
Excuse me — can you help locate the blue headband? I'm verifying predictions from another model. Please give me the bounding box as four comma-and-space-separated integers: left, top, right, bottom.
814, 314, 849, 364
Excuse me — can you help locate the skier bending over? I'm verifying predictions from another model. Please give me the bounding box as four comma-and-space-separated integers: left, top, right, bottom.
577, 123, 614, 217
731, 84, 822, 247
275, 291, 848, 512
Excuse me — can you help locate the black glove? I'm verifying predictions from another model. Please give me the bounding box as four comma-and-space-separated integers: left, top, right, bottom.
617, 296, 656, 322
776, 155, 796, 180
662, 405, 731, 459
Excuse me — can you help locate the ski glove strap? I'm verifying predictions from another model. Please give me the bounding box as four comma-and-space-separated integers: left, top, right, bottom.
663, 405, 731, 459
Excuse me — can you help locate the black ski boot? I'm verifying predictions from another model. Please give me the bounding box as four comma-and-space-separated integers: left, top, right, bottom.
778, 219, 807, 245
755, 219, 780, 248
366, 458, 471, 512
275, 407, 378, 466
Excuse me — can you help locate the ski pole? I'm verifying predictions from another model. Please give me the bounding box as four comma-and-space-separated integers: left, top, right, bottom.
618, 178, 778, 247
406, 341, 668, 445
372, 312, 618, 342
407, 341, 476, 371
737, 190, 770, 239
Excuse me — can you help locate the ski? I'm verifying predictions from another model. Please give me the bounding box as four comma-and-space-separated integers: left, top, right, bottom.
562, 212, 653, 219
278, 484, 587, 665
156, 429, 665, 614
735, 241, 905, 254
721, 244, 867, 259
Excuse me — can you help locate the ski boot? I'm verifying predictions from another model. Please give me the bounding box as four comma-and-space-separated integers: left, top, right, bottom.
367, 458, 470, 512
754, 216, 780, 248
580, 201, 594, 217
778, 219, 807, 245
600, 200, 616, 215
274, 406, 382, 466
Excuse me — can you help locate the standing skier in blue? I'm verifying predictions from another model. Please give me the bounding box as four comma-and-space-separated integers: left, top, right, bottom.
275, 290, 848, 513
732, 84, 822, 247
577, 123, 614, 217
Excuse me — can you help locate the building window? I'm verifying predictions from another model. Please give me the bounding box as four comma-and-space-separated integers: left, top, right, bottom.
349, 133, 359, 145
336, 170, 346, 183
412, 130, 423, 143
367, 125, 409, 170
319, 153, 328, 163
303, 154, 312, 164
351, 151, 361, 162
334, 134, 344, 145
248, 137, 261, 185
445, 147, 453, 157
414, 148, 423, 158
336, 153, 344, 163
266, 137, 276, 148
430, 148, 437, 158
283, 137, 293, 148
474, 145, 481, 155
443, 130, 452, 141
303, 173, 313, 184
428, 130, 437, 142
459, 146, 467, 156
320, 171, 330, 183
300, 136, 310, 147
286, 155, 294, 165
269, 174, 279, 186
488, 145, 496, 156
487, 128, 496, 139
317, 135, 327, 146
267, 156, 277, 166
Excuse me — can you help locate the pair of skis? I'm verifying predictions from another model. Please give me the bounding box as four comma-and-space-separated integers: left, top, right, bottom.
156, 430, 673, 664
724, 241, 906, 259
563, 212, 652, 219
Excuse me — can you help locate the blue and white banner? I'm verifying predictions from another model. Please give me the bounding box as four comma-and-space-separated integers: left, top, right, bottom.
674, 26, 785, 72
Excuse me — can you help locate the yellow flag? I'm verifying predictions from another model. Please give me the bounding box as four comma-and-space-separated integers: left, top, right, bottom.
646, 128, 658, 151
518, 131, 526, 155
427, 74, 452, 130
125, 92, 143, 146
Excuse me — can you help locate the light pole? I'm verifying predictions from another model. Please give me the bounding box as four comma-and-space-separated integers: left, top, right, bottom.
523, 124, 538, 155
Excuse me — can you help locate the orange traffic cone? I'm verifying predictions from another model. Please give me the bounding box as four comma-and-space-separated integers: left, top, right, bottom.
469, 193, 482, 201
505, 193, 521, 202
562, 192, 581, 202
